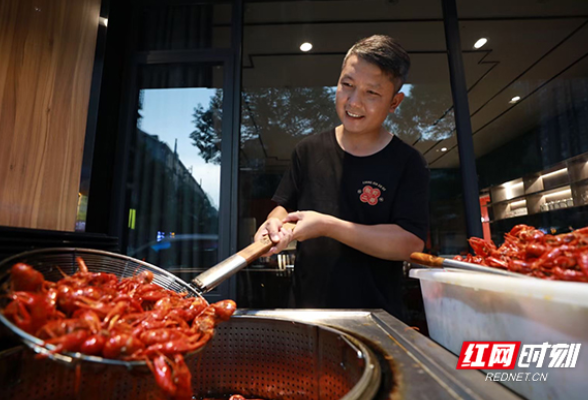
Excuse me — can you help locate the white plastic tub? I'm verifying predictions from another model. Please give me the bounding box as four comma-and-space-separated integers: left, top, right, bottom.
409, 268, 588, 400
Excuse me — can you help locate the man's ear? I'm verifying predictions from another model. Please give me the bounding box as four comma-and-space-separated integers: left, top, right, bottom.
389, 92, 405, 113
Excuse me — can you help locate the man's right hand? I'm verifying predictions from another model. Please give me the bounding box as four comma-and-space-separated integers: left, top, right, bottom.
254, 217, 293, 256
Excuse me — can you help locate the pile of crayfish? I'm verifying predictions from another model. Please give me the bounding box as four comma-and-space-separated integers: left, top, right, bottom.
2, 258, 236, 400
206, 396, 265, 400
454, 224, 588, 282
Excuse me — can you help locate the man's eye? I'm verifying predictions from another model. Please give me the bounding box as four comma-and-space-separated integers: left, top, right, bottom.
342, 82, 352, 87
368, 91, 380, 96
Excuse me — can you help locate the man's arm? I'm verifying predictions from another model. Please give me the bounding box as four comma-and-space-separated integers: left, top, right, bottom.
267, 206, 289, 224
284, 211, 424, 261
327, 217, 424, 261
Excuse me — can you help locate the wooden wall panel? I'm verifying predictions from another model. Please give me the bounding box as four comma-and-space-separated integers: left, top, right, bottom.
0, 0, 101, 231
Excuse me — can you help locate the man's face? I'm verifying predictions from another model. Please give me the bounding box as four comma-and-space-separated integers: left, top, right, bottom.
335, 54, 404, 135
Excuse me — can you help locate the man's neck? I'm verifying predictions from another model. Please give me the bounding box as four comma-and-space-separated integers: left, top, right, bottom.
335, 125, 394, 157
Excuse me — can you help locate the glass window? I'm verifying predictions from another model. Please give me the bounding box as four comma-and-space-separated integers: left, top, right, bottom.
237, 1, 462, 317
124, 63, 223, 284
455, 0, 588, 243
137, 2, 232, 51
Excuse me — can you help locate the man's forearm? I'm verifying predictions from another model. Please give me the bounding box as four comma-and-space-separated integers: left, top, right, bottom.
267, 206, 288, 221
324, 216, 424, 261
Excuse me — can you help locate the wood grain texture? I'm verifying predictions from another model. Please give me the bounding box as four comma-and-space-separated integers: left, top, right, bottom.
0, 0, 100, 231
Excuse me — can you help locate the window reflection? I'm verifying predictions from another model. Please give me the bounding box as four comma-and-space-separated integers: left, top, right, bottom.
237, 0, 461, 316
456, 1, 588, 241
125, 65, 223, 278
385, 84, 455, 144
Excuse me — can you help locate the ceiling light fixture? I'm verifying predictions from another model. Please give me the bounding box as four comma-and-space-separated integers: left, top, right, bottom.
510, 96, 521, 104
474, 38, 487, 49
440, 147, 448, 152
300, 42, 313, 52
100, 17, 108, 27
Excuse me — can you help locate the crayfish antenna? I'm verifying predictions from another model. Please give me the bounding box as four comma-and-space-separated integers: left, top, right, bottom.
55, 265, 69, 278
144, 354, 155, 373
76, 257, 89, 274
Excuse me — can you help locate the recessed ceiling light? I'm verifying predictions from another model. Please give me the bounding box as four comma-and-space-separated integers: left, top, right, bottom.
509, 96, 521, 103
440, 147, 448, 152
474, 38, 487, 49
300, 42, 313, 52
100, 17, 108, 27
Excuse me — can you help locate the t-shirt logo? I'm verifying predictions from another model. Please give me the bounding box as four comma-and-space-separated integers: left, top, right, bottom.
360, 185, 381, 206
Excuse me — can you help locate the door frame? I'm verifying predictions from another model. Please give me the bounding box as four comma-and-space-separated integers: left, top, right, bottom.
110, 0, 243, 300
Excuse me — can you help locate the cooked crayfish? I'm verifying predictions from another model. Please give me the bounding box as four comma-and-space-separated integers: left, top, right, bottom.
455, 224, 588, 282
2, 258, 237, 400
203, 396, 266, 400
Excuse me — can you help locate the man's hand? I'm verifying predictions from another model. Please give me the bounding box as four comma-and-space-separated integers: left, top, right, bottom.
254, 217, 294, 256
283, 211, 334, 242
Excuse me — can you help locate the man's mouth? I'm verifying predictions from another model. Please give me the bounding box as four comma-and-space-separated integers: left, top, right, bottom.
346, 110, 364, 119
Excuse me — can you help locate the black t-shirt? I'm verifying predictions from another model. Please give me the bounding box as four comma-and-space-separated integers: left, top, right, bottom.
272, 129, 429, 319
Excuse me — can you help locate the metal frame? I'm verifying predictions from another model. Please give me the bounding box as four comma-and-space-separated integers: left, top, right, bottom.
78, 2, 110, 224
227, 0, 244, 297
109, 2, 139, 246
442, 0, 483, 239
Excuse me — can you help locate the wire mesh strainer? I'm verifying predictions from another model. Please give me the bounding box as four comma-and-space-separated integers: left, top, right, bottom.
0, 246, 253, 369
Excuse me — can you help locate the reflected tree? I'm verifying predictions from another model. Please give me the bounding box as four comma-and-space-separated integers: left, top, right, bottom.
240, 87, 339, 139
189, 84, 455, 164
385, 84, 455, 144
190, 87, 339, 164
190, 90, 223, 164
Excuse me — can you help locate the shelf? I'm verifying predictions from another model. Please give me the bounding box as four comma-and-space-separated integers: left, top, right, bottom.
485, 153, 588, 222
489, 203, 588, 223
573, 177, 588, 187
488, 213, 530, 224
488, 184, 572, 206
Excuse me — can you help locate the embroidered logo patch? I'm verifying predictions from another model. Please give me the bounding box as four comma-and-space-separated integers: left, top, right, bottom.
360, 185, 381, 206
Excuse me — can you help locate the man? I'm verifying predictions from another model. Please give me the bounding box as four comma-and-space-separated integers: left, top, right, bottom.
254, 35, 429, 319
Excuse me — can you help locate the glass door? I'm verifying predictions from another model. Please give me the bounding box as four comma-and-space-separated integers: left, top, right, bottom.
124, 61, 232, 300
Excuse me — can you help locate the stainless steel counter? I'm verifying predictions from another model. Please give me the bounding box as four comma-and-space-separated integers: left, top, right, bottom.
235, 309, 522, 400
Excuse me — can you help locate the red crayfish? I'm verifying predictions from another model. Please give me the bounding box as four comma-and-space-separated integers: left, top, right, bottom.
2, 259, 237, 400
455, 225, 588, 282
203, 396, 265, 400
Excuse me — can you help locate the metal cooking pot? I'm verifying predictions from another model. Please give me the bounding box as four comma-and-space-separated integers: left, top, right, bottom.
0, 316, 381, 400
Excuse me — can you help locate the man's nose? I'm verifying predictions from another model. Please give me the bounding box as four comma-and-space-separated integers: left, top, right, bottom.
347, 90, 362, 108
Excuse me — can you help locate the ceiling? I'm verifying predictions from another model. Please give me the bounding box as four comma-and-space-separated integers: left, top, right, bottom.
212, 0, 588, 170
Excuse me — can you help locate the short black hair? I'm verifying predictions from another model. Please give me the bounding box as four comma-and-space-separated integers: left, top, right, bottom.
342, 35, 411, 92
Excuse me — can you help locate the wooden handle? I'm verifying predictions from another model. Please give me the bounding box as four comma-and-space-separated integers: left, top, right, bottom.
237, 222, 296, 264
410, 252, 445, 267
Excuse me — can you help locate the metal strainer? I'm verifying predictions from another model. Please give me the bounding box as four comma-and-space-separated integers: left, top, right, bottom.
0, 244, 281, 369
0, 316, 381, 400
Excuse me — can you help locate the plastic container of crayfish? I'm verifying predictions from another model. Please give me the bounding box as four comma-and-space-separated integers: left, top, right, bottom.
409, 267, 588, 400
